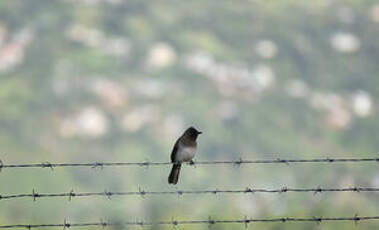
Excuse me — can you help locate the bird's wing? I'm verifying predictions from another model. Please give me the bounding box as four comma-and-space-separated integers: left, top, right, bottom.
170, 139, 180, 163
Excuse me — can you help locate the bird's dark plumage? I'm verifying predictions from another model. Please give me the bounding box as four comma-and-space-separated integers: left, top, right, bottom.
168, 163, 181, 184
168, 126, 202, 184
170, 139, 179, 163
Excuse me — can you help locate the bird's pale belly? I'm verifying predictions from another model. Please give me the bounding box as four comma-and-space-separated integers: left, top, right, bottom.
176, 147, 196, 162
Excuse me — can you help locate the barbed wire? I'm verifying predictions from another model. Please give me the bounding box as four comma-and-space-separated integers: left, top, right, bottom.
1, 186, 378, 201
0, 157, 378, 171
0, 215, 378, 229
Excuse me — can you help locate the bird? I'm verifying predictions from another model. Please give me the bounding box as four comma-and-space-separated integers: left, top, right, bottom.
168, 126, 202, 184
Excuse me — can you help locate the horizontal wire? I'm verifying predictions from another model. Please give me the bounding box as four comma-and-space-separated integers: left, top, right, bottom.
0, 157, 378, 171
0, 215, 378, 229
1, 186, 378, 201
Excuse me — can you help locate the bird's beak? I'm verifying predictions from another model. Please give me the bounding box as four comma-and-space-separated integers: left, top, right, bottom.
197, 131, 202, 134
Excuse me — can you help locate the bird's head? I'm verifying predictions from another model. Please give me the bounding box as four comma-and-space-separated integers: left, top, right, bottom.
183, 126, 202, 140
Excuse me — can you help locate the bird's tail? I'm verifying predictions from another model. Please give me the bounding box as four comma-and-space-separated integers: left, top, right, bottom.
168, 163, 181, 184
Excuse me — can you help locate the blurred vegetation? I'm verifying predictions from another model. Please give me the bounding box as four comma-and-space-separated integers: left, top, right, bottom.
0, 0, 379, 229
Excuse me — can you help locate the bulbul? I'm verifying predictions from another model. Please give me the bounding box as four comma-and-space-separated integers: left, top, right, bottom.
168, 126, 202, 185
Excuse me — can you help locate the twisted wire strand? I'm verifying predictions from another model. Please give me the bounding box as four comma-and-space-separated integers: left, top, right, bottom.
1, 186, 379, 201
1, 157, 378, 171
0, 216, 378, 229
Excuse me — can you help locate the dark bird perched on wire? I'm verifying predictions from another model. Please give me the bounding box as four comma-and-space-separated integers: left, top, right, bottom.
168, 126, 202, 184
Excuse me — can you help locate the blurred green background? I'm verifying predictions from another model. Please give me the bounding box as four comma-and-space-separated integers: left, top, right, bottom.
1, 0, 379, 229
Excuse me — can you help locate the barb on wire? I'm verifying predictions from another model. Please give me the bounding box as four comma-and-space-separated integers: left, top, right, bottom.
0, 157, 378, 171
104, 190, 112, 200
91, 162, 103, 170
243, 216, 249, 228
99, 218, 107, 229
208, 216, 215, 230
32, 189, 39, 202
63, 219, 70, 230
41, 162, 54, 171
138, 187, 146, 198
234, 157, 243, 167
0, 215, 378, 229
171, 217, 178, 230
68, 189, 75, 202
141, 158, 151, 169
1, 186, 379, 201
